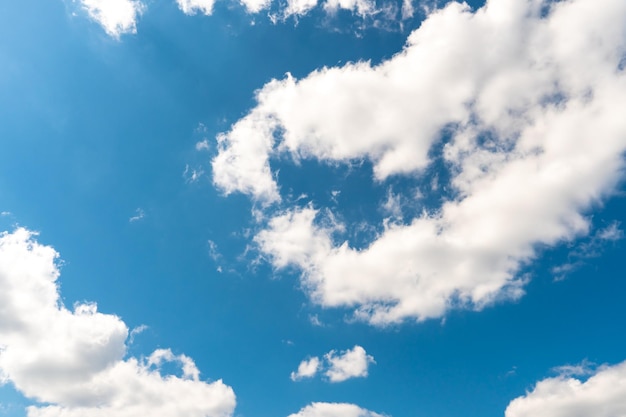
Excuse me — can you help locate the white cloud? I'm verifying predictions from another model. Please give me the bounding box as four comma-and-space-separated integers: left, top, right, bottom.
552, 359, 597, 378
129, 208, 145, 222
287, 402, 384, 417
381, 188, 403, 221
196, 139, 211, 151
323, 0, 375, 16
290, 357, 321, 381
505, 360, 626, 417
128, 324, 148, 343
284, 0, 319, 17
324, 345, 374, 382
176, 0, 216, 15
240, 0, 273, 13
0, 229, 236, 417
290, 345, 374, 382
597, 222, 624, 242
216, 0, 626, 325
79, 0, 145, 38
309, 314, 324, 326
184, 164, 205, 183
552, 221, 624, 280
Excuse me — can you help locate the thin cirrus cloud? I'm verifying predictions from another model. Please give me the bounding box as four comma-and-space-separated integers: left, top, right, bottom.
213, 0, 626, 325
0, 229, 236, 417
291, 345, 375, 382
505, 360, 626, 417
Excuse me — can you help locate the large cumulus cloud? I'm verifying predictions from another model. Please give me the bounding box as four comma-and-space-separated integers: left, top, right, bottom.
213, 0, 626, 324
0, 229, 236, 417
506, 361, 626, 417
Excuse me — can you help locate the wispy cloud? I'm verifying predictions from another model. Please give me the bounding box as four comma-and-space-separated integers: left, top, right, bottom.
184, 164, 205, 184
129, 208, 145, 223
196, 139, 211, 151
128, 324, 148, 344
552, 222, 624, 281
552, 359, 598, 378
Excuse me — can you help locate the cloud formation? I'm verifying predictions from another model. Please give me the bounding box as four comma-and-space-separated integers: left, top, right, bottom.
290, 357, 321, 381
0, 229, 236, 417
215, 0, 626, 325
79, 0, 145, 38
287, 402, 384, 417
291, 345, 374, 382
506, 360, 626, 417
176, 0, 216, 15
324, 345, 375, 382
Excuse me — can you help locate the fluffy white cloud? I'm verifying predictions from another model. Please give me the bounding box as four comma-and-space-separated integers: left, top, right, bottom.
505, 361, 626, 417
240, 0, 273, 13
324, 345, 374, 382
290, 357, 321, 381
216, 0, 626, 325
323, 0, 375, 16
290, 346, 374, 382
79, 0, 145, 38
284, 0, 319, 18
0, 229, 236, 417
287, 402, 384, 417
176, 0, 216, 15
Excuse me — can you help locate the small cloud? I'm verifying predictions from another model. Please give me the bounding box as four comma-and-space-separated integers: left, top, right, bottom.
283, 0, 319, 18
129, 208, 145, 223
0, 211, 11, 217
381, 188, 403, 220
240, 0, 272, 13
290, 357, 321, 381
183, 164, 205, 183
324, 345, 375, 382
207, 240, 223, 262
503, 365, 517, 378
291, 345, 374, 383
309, 314, 323, 327
79, 0, 145, 39
597, 222, 624, 241
176, 0, 215, 15
552, 359, 597, 378
195, 139, 211, 151
128, 324, 148, 343
553, 221, 623, 281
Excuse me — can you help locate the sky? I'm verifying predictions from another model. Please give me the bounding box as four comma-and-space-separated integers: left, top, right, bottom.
1, 0, 626, 416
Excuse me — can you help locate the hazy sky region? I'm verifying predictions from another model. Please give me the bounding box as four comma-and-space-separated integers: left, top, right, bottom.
1, 0, 626, 416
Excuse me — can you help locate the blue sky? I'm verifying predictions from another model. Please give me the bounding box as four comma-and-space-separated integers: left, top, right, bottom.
1, 0, 626, 416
